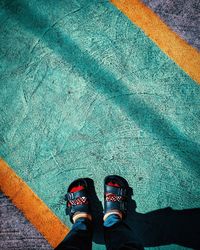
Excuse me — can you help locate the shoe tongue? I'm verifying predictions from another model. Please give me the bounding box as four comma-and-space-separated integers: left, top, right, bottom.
107, 181, 120, 187
70, 185, 84, 193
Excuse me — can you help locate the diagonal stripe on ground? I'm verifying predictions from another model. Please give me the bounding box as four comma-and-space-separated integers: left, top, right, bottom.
0, 158, 68, 248
0, 1, 200, 249
111, 0, 200, 84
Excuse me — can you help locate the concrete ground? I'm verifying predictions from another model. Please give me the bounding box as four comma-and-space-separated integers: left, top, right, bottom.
0, 192, 52, 250
142, 0, 200, 51
0, 0, 200, 249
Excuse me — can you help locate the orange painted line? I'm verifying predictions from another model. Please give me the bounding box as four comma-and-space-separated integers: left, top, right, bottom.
110, 0, 200, 84
0, 158, 69, 248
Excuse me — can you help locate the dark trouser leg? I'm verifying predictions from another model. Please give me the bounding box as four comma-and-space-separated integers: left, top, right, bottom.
55, 218, 93, 250
104, 214, 144, 250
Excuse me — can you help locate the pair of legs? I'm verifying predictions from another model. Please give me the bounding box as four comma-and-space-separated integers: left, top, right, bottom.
55, 176, 143, 250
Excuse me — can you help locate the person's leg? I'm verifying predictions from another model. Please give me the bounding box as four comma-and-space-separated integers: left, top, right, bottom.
55, 178, 93, 250
103, 175, 144, 250
104, 214, 143, 250
55, 217, 92, 250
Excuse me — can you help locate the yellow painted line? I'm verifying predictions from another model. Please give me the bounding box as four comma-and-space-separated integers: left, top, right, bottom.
110, 0, 200, 84
0, 158, 69, 248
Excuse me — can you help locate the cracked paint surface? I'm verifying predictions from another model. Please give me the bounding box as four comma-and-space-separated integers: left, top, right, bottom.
0, 0, 200, 249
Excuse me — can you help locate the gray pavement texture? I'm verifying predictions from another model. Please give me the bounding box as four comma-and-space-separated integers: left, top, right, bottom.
142, 0, 200, 51
0, 192, 52, 250
0, 0, 199, 250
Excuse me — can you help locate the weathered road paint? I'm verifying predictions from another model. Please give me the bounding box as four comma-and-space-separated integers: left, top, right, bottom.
0, 158, 69, 248
111, 0, 200, 83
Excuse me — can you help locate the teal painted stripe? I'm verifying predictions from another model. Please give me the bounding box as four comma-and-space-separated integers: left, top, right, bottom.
0, 0, 200, 249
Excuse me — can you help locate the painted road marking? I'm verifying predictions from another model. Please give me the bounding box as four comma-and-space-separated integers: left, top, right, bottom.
111, 0, 200, 84
0, 158, 69, 248
0, 1, 199, 248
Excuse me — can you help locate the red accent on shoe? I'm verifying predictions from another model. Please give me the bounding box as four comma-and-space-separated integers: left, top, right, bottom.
107, 181, 120, 188
67, 185, 85, 207
106, 192, 125, 202
68, 197, 88, 206
70, 185, 85, 193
